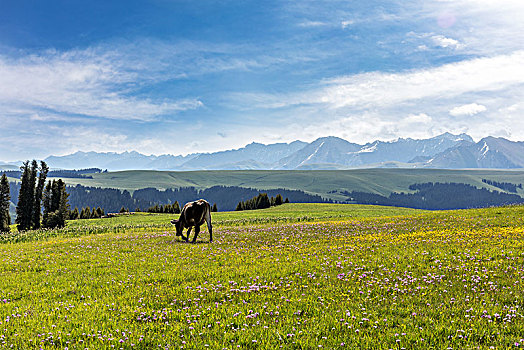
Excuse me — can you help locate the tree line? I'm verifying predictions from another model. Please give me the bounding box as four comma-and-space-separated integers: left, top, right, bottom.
235, 193, 288, 211
120, 202, 218, 214
65, 185, 327, 213
481, 179, 522, 193
1, 168, 102, 179
343, 182, 524, 210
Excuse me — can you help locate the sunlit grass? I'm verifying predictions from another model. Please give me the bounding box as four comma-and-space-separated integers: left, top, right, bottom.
0, 204, 523, 348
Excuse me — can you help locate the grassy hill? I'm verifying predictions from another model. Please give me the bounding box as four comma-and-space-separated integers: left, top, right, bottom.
0, 203, 523, 348
45, 168, 524, 201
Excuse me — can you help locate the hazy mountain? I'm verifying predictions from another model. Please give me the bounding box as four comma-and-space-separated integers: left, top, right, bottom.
0, 164, 20, 171
181, 141, 307, 170
45, 151, 195, 171
426, 137, 524, 169
24, 133, 524, 171
358, 132, 473, 164
278, 133, 472, 169
278, 137, 361, 169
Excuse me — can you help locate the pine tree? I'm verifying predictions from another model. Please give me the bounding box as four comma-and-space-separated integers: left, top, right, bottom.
96, 207, 104, 217
275, 194, 283, 206
55, 180, 70, 227
174, 201, 181, 214
0, 174, 11, 233
284, 197, 290, 203
15, 161, 35, 231
32, 161, 49, 229
256, 193, 270, 209
235, 202, 243, 211
41, 179, 70, 229
71, 207, 80, 220
42, 181, 52, 227
212, 203, 218, 212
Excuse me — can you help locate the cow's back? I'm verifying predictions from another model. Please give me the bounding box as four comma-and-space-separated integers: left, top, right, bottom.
181, 199, 209, 227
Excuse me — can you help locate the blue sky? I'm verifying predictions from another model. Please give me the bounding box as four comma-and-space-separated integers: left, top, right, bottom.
0, 0, 523, 160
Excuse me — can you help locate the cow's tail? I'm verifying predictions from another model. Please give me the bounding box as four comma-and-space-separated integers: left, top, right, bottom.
205, 202, 213, 242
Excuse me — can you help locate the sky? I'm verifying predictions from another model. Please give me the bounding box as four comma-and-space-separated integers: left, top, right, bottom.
0, 0, 523, 161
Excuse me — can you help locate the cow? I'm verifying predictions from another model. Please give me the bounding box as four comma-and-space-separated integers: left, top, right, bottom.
171, 199, 213, 243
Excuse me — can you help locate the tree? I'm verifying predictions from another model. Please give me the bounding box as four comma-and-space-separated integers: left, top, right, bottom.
96, 207, 104, 217
212, 203, 218, 212
91, 207, 99, 219
16, 161, 36, 231
70, 207, 80, 220
275, 194, 283, 206
235, 201, 243, 211
255, 193, 270, 209
0, 174, 11, 233
32, 161, 49, 229
42, 179, 70, 229
173, 201, 181, 214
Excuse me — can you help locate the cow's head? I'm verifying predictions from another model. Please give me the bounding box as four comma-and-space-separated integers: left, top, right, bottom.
171, 219, 183, 236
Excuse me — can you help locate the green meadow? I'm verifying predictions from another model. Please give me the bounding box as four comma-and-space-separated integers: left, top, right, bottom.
1, 203, 523, 348
42, 168, 524, 200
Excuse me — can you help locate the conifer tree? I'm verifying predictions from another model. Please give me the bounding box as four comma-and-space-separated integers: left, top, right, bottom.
55, 180, 70, 227
174, 201, 181, 214
212, 203, 218, 212
42, 181, 52, 227
15, 161, 35, 231
71, 207, 80, 220
42, 179, 70, 229
32, 161, 49, 229
84, 207, 91, 219
275, 194, 283, 206
0, 174, 11, 233
235, 202, 243, 211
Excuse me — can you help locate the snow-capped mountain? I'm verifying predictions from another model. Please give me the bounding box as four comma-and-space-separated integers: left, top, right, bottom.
425, 137, 524, 169
19, 133, 524, 171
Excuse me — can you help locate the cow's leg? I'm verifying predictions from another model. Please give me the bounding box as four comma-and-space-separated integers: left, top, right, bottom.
205, 211, 213, 242
183, 227, 192, 242
192, 225, 200, 243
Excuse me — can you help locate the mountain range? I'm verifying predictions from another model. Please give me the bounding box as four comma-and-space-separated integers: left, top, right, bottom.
3, 133, 524, 171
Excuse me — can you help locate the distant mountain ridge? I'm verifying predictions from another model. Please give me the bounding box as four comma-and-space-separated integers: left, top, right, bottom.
4, 133, 523, 171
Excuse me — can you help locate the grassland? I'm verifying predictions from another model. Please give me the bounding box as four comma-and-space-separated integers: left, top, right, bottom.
1, 203, 523, 348
43, 168, 524, 200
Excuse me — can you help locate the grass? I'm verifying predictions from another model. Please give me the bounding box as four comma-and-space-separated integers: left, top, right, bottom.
46, 168, 524, 200
0, 203, 523, 348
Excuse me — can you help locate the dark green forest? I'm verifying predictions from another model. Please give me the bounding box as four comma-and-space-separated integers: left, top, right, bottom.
7, 183, 328, 213
343, 182, 524, 210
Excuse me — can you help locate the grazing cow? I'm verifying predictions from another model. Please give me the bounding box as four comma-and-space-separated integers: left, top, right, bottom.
171, 199, 213, 243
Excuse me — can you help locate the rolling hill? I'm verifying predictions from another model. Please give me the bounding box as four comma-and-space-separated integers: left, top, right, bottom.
46, 168, 524, 202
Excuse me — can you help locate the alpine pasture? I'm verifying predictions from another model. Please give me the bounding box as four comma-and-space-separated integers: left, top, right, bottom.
1, 203, 523, 349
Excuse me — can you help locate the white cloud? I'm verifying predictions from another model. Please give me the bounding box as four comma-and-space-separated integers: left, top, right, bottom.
341, 20, 354, 29
243, 51, 524, 110
298, 20, 328, 28
430, 35, 463, 50
228, 50, 524, 145
449, 103, 487, 117
421, 0, 524, 55
0, 51, 203, 122
403, 113, 432, 124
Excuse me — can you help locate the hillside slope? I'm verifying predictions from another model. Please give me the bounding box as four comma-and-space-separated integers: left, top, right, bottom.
48, 168, 524, 201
